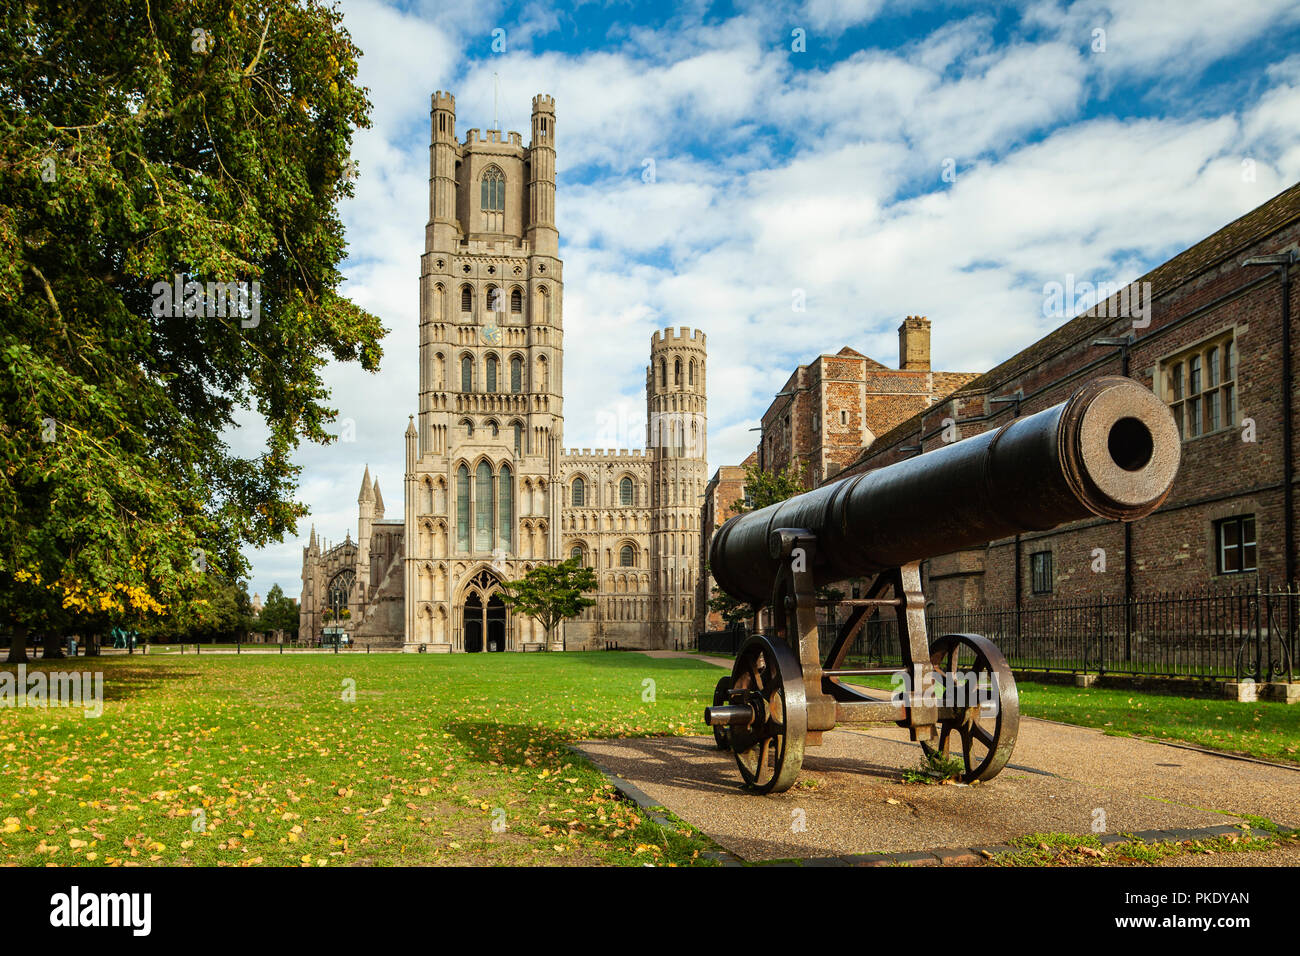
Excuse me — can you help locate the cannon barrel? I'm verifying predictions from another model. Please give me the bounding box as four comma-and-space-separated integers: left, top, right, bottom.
710, 376, 1180, 607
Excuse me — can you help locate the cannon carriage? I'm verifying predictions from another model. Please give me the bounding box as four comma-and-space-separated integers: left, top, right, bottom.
703, 376, 1181, 792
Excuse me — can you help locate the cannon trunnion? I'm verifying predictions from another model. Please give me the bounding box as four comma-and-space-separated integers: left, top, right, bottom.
703, 376, 1181, 793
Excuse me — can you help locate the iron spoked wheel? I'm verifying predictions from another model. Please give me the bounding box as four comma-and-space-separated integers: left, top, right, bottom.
921, 633, 1019, 783
727, 635, 807, 794
712, 676, 733, 751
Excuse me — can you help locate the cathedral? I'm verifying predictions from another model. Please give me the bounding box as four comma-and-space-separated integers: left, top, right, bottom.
299, 92, 708, 652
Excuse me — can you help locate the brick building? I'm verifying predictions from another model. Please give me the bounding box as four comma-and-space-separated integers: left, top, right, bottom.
832, 181, 1299, 612
756, 318, 979, 488
695, 320, 977, 631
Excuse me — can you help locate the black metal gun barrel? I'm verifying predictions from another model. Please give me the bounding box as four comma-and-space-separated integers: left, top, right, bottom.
710, 376, 1180, 607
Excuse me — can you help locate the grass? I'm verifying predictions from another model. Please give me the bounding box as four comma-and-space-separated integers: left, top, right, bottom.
992, 828, 1294, 866
899, 748, 966, 784
843, 674, 1300, 765
0, 653, 724, 867
6, 651, 1297, 868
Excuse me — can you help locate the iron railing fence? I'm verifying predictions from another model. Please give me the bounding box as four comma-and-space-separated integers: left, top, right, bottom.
701, 582, 1297, 683
834, 581, 1297, 683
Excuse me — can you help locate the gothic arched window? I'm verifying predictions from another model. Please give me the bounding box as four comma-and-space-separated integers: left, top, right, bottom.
481, 167, 505, 233
619, 477, 634, 506
510, 288, 523, 314
510, 356, 522, 393
620, 545, 635, 567
461, 354, 474, 392
481, 166, 505, 211
570, 545, 584, 566
486, 355, 498, 392
460, 285, 473, 313
571, 476, 585, 507
674, 358, 682, 385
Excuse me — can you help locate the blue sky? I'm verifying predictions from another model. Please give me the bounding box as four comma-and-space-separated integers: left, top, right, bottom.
238, 0, 1300, 602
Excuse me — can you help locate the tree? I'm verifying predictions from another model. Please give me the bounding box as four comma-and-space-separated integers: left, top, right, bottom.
0, 1, 383, 660
707, 459, 845, 622
707, 461, 808, 625
253, 583, 298, 641
138, 572, 254, 644
500, 559, 598, 650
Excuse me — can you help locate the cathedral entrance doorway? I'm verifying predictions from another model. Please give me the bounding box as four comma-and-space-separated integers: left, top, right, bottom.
460, 567, 509, 653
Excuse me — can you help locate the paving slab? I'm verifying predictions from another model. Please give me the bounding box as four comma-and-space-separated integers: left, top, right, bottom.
575, 717, 1300, 862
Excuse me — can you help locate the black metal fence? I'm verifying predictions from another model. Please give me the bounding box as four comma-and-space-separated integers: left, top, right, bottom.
698, 628, 747, 655
841, 582, 1297, 683
701, 582, 1298, 683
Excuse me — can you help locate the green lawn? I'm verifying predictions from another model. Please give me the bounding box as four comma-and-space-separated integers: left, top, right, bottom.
0, 653, 722, 867
6, 652, 1296, 869
845, 675, 1300, 765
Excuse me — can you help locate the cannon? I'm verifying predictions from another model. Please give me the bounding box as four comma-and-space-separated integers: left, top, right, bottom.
703, 376, 1180, 792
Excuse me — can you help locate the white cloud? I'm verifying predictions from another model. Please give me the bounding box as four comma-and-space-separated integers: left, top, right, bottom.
241, 1, 1300, 601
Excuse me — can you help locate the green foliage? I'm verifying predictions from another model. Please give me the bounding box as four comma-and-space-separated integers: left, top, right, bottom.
709, 460, 812, 621
254, 583, 298, 639
138, 572, 254, 643
728, 459, 807, 514
0, 1, 383, 654
500, 559, 598, 646
900, 749, 966, 784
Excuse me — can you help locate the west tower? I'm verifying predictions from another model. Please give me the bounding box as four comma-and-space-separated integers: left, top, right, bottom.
406, 91, 565, 651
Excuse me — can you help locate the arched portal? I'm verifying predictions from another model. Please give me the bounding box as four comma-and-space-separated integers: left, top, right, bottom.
459, 566, 510, 653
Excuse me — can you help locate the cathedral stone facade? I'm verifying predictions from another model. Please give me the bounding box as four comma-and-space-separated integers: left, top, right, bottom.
300, 92, 706, 652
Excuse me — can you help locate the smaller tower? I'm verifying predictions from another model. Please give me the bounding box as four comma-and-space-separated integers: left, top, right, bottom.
357, 465, 374, 607
646, 327, 708, 647
527, 94, 557, 256
300, 523, 320, 642
429, 91, 459, 250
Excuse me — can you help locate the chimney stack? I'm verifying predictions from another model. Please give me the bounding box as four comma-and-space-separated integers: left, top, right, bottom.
898, 315, 931, 371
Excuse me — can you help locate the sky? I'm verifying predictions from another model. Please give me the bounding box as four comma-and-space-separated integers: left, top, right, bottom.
239, 0, 1300, 602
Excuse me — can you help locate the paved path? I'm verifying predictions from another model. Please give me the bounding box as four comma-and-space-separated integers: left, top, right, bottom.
585, 650, 1300, 862
638, 649, 735, 669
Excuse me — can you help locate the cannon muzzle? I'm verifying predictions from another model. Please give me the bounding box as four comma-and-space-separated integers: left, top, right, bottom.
710, 376, 1180, 607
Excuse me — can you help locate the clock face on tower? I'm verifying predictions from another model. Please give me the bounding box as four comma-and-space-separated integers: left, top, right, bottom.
480, 325, 502, 345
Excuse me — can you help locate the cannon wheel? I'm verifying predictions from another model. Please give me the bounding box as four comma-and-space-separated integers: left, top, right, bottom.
921, 633, 1019, 783
712, 676, 733, 751
727, 635, 807, 794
